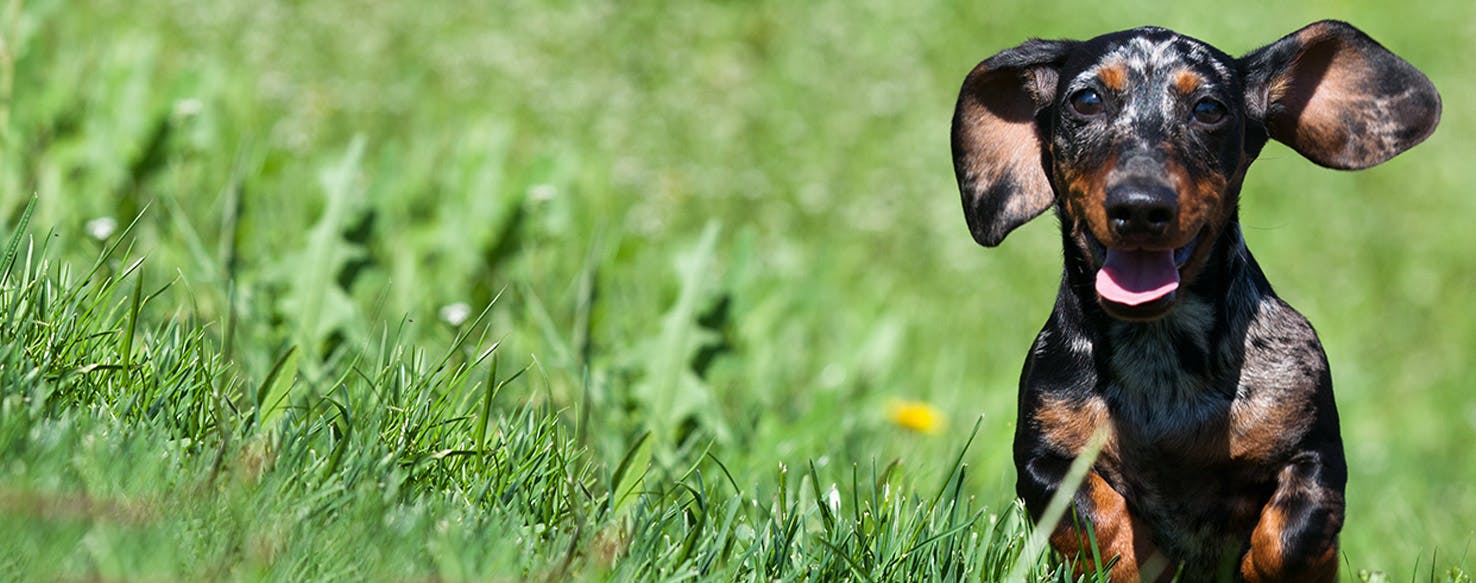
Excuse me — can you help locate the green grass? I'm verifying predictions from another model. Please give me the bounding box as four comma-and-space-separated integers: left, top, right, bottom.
0, 0, 1472, 580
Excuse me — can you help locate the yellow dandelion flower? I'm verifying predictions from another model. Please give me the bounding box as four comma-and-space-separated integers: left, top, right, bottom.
888, 399, 944, 434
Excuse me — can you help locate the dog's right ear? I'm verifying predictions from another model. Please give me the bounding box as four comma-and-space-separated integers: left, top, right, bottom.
952, 39, 1075, 247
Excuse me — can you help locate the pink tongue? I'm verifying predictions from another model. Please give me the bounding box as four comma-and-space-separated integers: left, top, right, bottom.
1095, 249, 1180, 306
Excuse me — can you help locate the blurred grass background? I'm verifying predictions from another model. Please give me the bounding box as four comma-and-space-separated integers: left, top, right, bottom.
0, 0, 1471, 578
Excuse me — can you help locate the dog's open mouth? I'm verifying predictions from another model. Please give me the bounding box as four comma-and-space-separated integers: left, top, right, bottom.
1086, 232, 1201, 311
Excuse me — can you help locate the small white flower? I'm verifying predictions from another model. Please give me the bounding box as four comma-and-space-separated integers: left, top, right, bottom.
85, 217, 117, 240
826, 483, 841, 513
173, 98, 204, 118
438, 302, 472, 326
528, 183, 557, 202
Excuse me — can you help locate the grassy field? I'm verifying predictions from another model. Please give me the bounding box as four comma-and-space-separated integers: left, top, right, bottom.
1, 0, 1472, 580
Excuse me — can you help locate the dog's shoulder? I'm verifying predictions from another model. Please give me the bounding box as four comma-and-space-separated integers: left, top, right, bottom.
1226, 295, 1336, 463
1236, 296, 1328, 394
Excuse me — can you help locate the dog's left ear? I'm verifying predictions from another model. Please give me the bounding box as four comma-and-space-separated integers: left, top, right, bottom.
1240, 20, 1441, 170
952, 39, 1076, 247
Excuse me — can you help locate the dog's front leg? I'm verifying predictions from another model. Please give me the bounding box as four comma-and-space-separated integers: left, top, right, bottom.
1055, 471, 1169, 582
1021, 454, 1168, 582
1240, 453, 1344, 583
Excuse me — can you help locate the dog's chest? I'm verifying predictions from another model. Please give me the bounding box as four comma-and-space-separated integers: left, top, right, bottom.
1089, 298, 1322, 572
1101, 297, 1223, 438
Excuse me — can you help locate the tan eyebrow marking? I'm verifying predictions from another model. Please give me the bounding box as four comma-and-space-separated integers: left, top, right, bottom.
1098, 61, 1128, 92
1173, 69, 1203, 94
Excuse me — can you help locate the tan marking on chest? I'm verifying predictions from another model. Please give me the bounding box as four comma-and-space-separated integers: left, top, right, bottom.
1228, 391, 1311, 463
1036, 395, 1117, 458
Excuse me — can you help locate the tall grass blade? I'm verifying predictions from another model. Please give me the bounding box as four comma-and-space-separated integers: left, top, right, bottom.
1005, 425, 1109, 583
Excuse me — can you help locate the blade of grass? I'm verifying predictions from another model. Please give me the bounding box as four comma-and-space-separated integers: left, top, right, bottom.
1005, 425, 1109, 583
117, 265, 143, 380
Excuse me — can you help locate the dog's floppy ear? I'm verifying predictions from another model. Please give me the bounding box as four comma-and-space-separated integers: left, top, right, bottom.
952, 39, 1075, 247
1240, 21, 1441, 170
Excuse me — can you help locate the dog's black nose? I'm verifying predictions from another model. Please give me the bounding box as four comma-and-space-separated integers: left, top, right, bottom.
1105, 185, 1177, 239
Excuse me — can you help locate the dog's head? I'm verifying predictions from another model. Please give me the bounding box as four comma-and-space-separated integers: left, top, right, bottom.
952, 21, 1440, 321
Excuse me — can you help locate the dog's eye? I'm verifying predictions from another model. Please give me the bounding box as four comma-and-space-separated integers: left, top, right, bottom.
1192, 99, 1227, 125
1069, 89, 1104, 116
